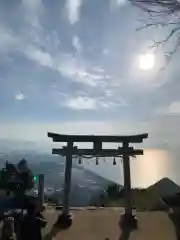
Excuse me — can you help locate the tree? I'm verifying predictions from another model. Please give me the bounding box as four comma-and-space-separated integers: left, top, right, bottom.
106, 184, 122, 199
130, 0, 180, 66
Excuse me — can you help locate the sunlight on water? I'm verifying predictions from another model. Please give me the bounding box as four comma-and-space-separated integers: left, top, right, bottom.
83, 148, 177, 188
131, 149, 172, 188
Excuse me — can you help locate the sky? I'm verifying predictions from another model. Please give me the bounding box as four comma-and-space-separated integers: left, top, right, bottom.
0, 0, 180, 152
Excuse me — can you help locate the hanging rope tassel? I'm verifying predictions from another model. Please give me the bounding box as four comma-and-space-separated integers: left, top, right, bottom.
113, 157, 116, 165
78, 157, 82, 164
96, 157, 98, 165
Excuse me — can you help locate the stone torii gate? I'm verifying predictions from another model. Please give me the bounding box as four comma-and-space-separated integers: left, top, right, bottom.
48, 132, 148, 229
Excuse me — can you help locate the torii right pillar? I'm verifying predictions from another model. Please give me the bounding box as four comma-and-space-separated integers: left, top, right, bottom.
120, 139, 146, 231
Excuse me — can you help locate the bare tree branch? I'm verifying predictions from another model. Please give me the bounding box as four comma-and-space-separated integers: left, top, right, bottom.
136, 20, 180, 31
130, 0, 180, 67
130, 0, 180, 16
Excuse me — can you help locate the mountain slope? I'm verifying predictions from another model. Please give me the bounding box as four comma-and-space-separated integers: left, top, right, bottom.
147, 177, 180, 197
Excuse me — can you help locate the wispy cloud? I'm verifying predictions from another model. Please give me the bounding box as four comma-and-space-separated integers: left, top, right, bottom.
56, 55, 106, 87
0, 22, 123, 107
62, 93, 128, 110
0, 22, 128, 114
72, 35, 82, 52
65, 0, 82, 25
117, 0, 126, 6
25, 46, 54, 68
99, 99, 128, 109
0, 26, 17, 53
64, 96, 97, 110
21, 40, 106, 87
92, 67, 105, 73
22, 0, 43, 27
110, 0, 127, 10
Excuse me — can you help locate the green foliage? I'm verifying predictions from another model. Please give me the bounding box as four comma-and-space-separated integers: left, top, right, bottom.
106, 184, 123, 200
103, 183, 168, 211
103, 183, 152, 209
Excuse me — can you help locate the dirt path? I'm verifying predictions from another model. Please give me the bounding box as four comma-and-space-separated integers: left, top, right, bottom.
43, 208, 176, 240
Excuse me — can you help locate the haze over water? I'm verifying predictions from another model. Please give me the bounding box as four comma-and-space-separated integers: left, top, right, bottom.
83, 148, 179, 188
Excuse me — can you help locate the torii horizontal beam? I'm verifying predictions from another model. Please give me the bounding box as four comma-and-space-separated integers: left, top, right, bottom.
52, 148, 144, 157
47, 132, 148, 143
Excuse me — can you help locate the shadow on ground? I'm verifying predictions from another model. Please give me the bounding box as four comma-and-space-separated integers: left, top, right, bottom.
44, 225, 63, 240
168, 212, 180, 240
105, 229, 132, 240
119, 229, 132, 240
44, 222, 133, 240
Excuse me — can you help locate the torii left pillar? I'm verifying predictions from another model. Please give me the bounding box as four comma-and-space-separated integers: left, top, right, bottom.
119, 141, 137, 230
55, 141, 74, 229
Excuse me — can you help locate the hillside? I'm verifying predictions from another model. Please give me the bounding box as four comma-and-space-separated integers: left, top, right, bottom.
104, 178, 180, 211
147, 178, 180, 197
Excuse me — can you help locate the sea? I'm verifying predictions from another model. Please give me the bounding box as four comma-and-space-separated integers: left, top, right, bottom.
82, 148, 180, 188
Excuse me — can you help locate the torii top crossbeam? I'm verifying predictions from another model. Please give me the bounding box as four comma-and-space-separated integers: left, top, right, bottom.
47, 132, 148, 143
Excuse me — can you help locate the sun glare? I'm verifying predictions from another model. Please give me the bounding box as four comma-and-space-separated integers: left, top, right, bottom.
139, 53, 155, 70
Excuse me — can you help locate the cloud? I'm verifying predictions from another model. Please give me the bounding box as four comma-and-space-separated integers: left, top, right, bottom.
110, 0, 127, 10
92, 67, 105, 73
0, 26, 17, 53
65, 96, 97, 110
65, 0, 82, 25
23, 43, 106, 87
25, 46, 54, 68
57, 55, 105, 86
72, 35, 82, 52
104, 90, 114, 97
0, 6, 143, 113
22, 0, 43, 27
62, 93, 128, 110
103, 49, 109, 55
99, 102, 111, 108
0, 24, 108, 93
117, 0, 126, 6
14, 92, 26, 100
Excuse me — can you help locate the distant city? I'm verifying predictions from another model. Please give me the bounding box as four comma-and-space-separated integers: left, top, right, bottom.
0, 149, 114, 206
